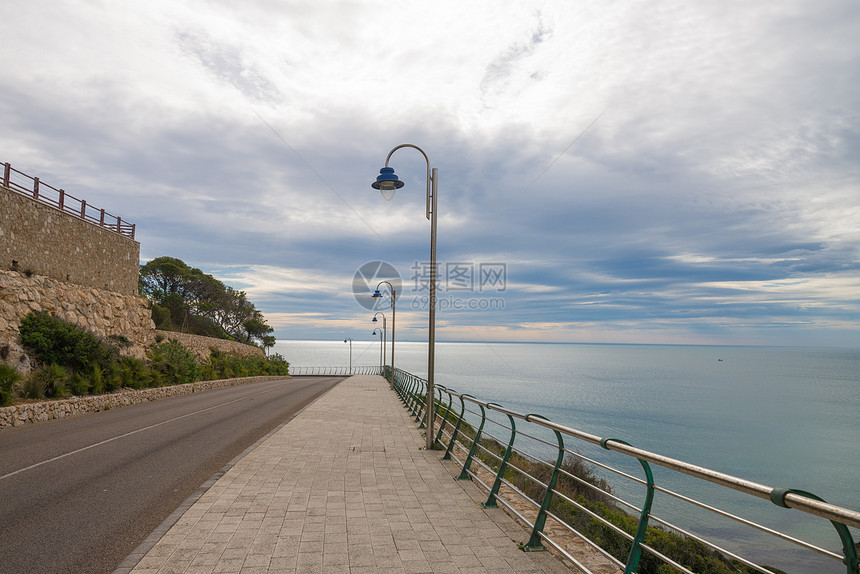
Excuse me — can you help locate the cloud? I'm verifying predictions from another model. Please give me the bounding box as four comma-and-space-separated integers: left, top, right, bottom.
2, 0, 859, 347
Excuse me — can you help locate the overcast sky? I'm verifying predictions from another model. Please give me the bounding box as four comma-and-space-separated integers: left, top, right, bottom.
2, 0, 859, 347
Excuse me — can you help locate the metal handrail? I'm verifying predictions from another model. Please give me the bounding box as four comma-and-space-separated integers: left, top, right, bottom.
289, 365, 382, 376
389, 367, 859, 574
2, 161, 136, 239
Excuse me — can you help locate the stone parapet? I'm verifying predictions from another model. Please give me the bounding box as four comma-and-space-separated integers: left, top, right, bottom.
0, 375, 288, 430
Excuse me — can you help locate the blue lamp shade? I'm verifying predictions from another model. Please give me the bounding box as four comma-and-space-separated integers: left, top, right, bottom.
372, 167, 404, 201
372, 316, 378, 322
372, 290, 382, 298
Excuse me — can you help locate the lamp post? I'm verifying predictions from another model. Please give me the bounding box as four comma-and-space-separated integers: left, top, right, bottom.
372, 312, 387, 369
343, 337, 352, 375
372, 328, 383, 372
372, 144, 438, 450
372, 281, 396, 383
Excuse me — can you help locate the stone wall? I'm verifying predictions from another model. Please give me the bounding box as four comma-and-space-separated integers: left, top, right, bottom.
0, 184, 139, 295
0, 270, 155, 371
155, 330, 265, 361
0, 375, 287, 430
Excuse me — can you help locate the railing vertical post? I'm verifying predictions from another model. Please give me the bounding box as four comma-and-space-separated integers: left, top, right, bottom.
458, 401, 487, 480
408, 376, 419, 414
769, 488, 858, 574
443, 393, 470, 461
33, 177, 40, 200
131, 223, 136, 239
80, 200, 87, 218
59, 189, 65, 211
117, 216, 122, 233
100, 209, 105, 225
416, 378, 426, 427
2, 163, 9, 187
435, 387, 453, 444
601, 438, 655, 574
525, 414, 564, 551
408, 376, 418, 410
483, 406, 516, 509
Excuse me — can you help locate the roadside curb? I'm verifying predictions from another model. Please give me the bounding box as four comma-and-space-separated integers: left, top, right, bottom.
0, 375, 290, 430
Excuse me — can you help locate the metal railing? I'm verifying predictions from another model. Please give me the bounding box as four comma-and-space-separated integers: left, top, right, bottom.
2, 161, 136, 239
289, 365, 382, 376
389, 367, 859, 574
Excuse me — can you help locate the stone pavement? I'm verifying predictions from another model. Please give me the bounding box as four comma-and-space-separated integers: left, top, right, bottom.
115, 375, 573, 574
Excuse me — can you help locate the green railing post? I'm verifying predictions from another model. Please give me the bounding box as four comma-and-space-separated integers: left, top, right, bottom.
406, 375, 416, 409
458, 401, 487, 481
410, 376, 422, 419
483, 405, 516, 509
525, 414, 564, 551
443, 393, 470, 461
601, 438, 654, 574
416, 378, 426, 427
405, 375, 416, 409
435, 386, 454, 444
770, 488, 859, 574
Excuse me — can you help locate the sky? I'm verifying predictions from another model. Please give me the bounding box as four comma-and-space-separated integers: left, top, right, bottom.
2, 0, 859, 348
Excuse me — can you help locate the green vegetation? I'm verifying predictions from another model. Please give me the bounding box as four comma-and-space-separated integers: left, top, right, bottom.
2, 311, 289, 405
434, 398, 785, 574
139, 256, 274, 346
0, 364, 21, 406
19, 311, 118, 371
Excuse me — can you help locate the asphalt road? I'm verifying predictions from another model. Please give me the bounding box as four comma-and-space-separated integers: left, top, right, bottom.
0, 376, 344, 574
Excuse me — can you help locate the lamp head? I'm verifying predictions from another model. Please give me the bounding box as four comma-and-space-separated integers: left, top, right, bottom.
372, 289, 382, 298
372, 316, 378, 322
372, 167, 404, 201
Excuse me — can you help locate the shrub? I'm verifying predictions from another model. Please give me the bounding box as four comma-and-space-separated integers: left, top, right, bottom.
119, 357, 149, 389
19, 312, 117, 372
88, 364, 105, 395
0, 364, 21, 406
104, 362, 123, 392
148, 339, 199, 386
68, 372, 90, 396
27, 364, 71, 398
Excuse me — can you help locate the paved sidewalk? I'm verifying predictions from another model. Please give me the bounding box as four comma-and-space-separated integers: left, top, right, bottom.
117, 375, 571, 574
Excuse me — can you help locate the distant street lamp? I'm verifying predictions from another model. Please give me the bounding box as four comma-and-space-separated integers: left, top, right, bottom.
372, 312, 387, 369
372, 144, 438, 450
372, 281, 396, 382
372, 328, 384, 372
343, 337, 352, 375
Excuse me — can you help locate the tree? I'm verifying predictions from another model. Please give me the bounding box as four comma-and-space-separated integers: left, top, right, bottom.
261, 335, 276, 356
139, 256, 276, 347
139, 256, 193, 299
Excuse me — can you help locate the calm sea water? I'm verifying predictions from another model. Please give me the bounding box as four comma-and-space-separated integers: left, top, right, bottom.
275, 340, 860, 573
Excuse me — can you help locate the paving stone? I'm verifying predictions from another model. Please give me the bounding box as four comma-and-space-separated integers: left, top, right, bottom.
121, 375, 575, 574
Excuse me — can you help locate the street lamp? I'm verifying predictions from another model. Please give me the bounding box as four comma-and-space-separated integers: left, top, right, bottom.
372, 328, 383, 372
372, 144, 438, 450
343, 337, 352, 375
372, 281, 396, 383
372, 312, 387, 369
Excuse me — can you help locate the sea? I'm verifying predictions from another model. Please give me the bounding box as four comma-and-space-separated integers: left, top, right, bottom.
274, 340, 860, 573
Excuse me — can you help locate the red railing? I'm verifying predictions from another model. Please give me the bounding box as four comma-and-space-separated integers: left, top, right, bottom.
2, 161, 136, 239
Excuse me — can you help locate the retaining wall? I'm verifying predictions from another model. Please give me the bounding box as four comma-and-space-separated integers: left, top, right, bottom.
155, 330, 264, 361
0, 270, 155, 371
0, 184, 139, 295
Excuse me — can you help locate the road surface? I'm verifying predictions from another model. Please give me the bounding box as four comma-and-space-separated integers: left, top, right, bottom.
0, 376, 343, 574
